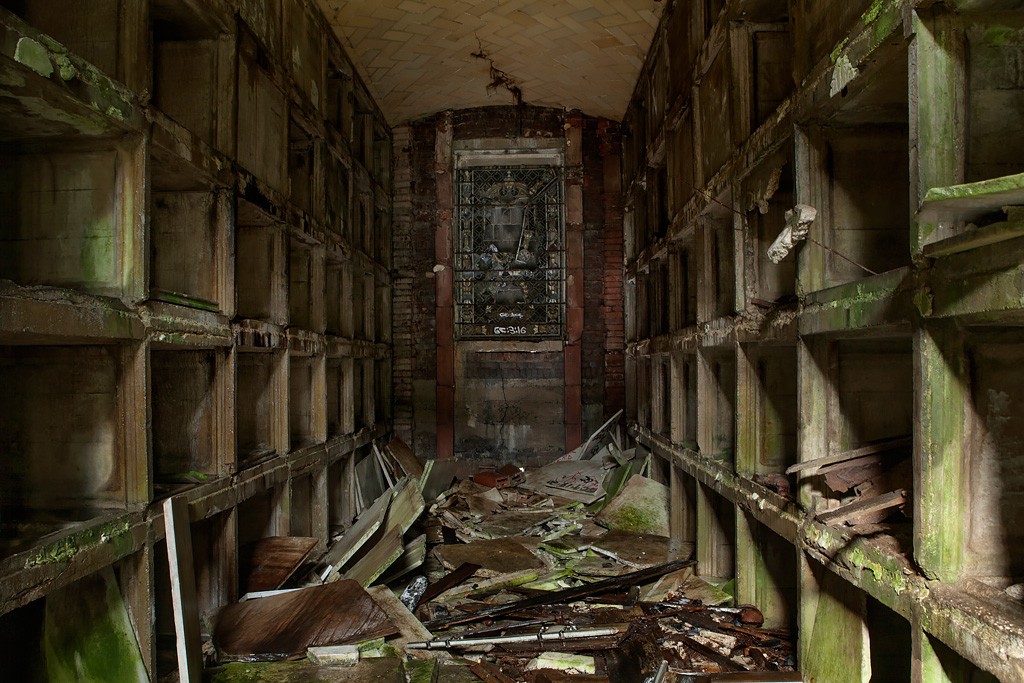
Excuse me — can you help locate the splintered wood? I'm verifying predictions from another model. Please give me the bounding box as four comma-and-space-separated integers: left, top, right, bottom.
206, 441, 795, 680
409, 465, 797, 680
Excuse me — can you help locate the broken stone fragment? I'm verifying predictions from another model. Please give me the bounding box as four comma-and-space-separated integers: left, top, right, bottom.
767, 204, 818, 264
306, 644, 359, 666
525, 652, 597, 674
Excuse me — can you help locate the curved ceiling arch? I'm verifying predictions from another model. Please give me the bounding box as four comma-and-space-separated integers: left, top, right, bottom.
317, 0, 665, 125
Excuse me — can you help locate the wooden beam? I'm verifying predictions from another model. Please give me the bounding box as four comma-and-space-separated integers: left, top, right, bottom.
786, 436, 912, 475
816, 489, 907, 526
163, 496, 203, 683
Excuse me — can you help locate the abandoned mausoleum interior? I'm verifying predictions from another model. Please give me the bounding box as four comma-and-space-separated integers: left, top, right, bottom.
1, 0, 1023, 681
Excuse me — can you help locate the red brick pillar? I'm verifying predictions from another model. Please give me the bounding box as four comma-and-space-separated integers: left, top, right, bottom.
599, 120, 625, 417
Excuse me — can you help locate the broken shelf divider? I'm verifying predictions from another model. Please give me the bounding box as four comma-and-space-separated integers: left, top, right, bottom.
241, 535, 318, 593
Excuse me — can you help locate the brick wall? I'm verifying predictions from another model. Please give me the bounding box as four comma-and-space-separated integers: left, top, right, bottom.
392, 105, 624, 459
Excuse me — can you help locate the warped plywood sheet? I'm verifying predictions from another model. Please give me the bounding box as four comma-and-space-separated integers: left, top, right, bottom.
213, 581, 397, 661
242, 536, 319, 593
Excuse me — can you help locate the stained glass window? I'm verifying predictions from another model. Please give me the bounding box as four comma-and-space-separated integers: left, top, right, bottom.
455, 165, 565, 339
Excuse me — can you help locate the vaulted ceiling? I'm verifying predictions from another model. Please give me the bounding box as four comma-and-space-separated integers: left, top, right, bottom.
316, 0, 665, 125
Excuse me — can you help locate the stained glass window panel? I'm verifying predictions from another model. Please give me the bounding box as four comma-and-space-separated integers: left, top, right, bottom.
454, 165, 565, 339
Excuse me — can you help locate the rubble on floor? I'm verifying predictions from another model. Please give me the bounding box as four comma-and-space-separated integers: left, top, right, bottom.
193, 433, 798, 682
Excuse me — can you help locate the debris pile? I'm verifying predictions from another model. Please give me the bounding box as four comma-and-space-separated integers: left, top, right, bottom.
787, 434, 912, 527
174, 421, 799, 682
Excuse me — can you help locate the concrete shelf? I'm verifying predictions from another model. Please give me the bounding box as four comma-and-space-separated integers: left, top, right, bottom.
625, 1, 1024, 679
0, 1, 394, 676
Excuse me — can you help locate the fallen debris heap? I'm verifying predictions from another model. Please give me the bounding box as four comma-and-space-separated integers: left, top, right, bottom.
190, 431, 799, 682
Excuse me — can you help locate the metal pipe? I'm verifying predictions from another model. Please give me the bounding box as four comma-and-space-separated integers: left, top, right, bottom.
407, 626, 621, 650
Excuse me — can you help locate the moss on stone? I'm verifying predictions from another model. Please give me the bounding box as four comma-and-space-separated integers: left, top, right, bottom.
14, 37, 53, 78
924, 173, 1024, 203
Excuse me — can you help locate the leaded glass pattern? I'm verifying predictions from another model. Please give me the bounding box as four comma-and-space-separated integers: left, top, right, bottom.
455, 165, 565, 339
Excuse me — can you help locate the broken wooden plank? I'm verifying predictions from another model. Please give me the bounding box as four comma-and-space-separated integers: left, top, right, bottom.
163, 495, 203, 683
417, 562, 482, 607
241, 536, 318, 593
386, 436, 424, 478
373, 444, 397, 489
424, 558, 695, 630
213, 581, 397, 661
819, 455, 886, 493
590, 530, 673, 569
366, 585, 434, 655
381, 534, 428, 584
676, 633, 744, 671
322, 488, 393, 581
471, 661, 516, 683
785, 436, 912, 475
332, 476, 426, 585
816, 489, 908, 526
435, 537, 546, 576
341, 528, 404, 587
383, 476, 426, 538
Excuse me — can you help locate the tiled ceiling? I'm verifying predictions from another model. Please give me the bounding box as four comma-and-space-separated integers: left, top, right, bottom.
316, 0, 665, 125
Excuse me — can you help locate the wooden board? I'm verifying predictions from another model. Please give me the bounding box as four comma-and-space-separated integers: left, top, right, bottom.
341, 529, 405, 586
383, 476, 426, 538
589, 530, 673, 568
213, 581, 397, 661
386, 436, 424, 478
417, 562, 481, 607
331, 476, 425, 585
242, 536, 319, 593
435, 537, 546, 575
163, 495, 203, 683
367, 585, 433, 654
323, 488, 393, 580
785, 436, 912, 475
381, 534, 427, 584
44, 566, 150, 683
816, 489, 908, 526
